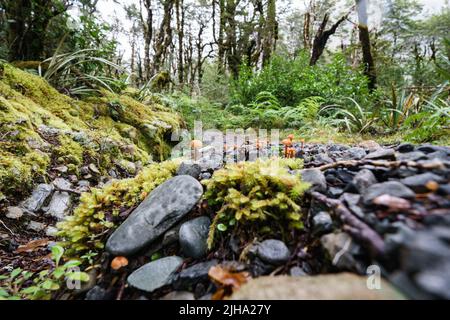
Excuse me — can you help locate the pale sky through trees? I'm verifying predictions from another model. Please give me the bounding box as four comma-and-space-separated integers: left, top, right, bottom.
87, 0, 447, 61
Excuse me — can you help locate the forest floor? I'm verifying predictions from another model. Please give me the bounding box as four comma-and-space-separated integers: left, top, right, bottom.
1, 137, 449, 300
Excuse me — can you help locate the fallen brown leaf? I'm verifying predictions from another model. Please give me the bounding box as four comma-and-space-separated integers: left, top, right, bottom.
208, 265, 250, 300
373, 194, 411, 211
16, 238, 49, 253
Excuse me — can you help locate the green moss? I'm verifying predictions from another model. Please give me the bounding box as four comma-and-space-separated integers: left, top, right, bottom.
0, 63, 181, 198
202, 158, 310, 249
57, 159, 181, 255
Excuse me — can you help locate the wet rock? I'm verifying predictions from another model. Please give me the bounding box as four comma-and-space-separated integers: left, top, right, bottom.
289, 266, 308, 277
417, 144, 450, 154
437, 184, 450, 196
177, 161, 202, 179
127, 256, 183, 292
358, 140, 381, 151
27, 221, 46, 232
256, 239, 290, 265
400, 173, 445, 193
46, 192, 71, 220
199, 172, 212, 180
343, 147, 367, 160
314, 153, 334, 164
160, 291, 195, 300
45, 226, 59, 237
312, 211, 333, 235
52, 178, 71, 190
400, 232, 450, 273
88, 164, 100, 175
198, 154, 223, 171
352, 169, 377, 194
328, 187, 343, 198
6, 206, 23, 219
320, 232, 362, 271
22, 183, 54, 212
230, 273, 405, 300
427, 150, 449, 160
397, 143, 415, 153
80, 166, 90, 175
85, 286, 112, 300
397, 151, 427, 162
162, 226, 180, 247
106, 175, 203, 256
173, 260, 218, 290
179, 216, 210, 259
54, 165, 68, 173
340, 193, 365, 218
415, 262, 450, 299
300, 169, 327, 192
364, 148, 396, 160
363, 181, 415, 205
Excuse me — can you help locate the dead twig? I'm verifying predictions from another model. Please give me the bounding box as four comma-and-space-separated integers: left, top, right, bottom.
316, 159, 447, 171
0, 219, 16, 237
311, 191, 385, 256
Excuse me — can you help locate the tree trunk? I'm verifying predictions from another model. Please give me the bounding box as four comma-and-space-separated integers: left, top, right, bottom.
175, 0, 184, 85
356, 0, 376, 91
309, 12, 349, 66
262, 0, 277, 66
153, 0, 174, 74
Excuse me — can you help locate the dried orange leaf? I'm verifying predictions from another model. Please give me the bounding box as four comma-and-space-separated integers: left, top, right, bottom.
16, 238, 49, 253
208, 265, 250, 290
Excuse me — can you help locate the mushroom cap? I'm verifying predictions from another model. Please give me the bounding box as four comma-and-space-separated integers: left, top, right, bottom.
190, 139, 203, 148
111, 256, 129, 270
282, 139, 292, 146
287, 134, 294, 140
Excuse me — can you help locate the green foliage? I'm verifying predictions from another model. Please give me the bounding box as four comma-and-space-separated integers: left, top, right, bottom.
403, 84, 450, 143
0, 245, 89, 300
57, 159, 181, 255
42, 48, 129, 97
322, 98, 378, 134
203, 158, 310, 249
231, 53, 371, 108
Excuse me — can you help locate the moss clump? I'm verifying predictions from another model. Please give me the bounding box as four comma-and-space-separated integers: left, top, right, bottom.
203, 158, 310, 249
0, 63, 181, 198
57, 159, 181, 255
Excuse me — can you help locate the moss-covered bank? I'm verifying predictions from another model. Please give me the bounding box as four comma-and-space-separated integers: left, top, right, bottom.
0, 63, 181, 200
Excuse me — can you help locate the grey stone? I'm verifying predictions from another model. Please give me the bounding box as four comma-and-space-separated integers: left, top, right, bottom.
300, 169, 327, 192
45, 226, 59, 237
352, 169, 377, 194
27, 221, 46, 232
106, 175, 203, 256
417, 144, 450, 154
289, 266, 308, 277
22, 184, 54, 212
46, 191, 71, 220
397, 143, 415, 153
312, 211, 333, 235
177, 161, 202, 179
88, 163, 100, 174
427, 151, 449, 160
160, 291, 195, 300
127, 256, 183, 292
363, 181, 415, 205
162, 226, 180, 247
314, 153, 334, 164
179, 216, 211, 259
396, 151, 427, 162
197, 154, 223, 171
85, 286, 111, 300
343, 147, 367, 160
256, 239, 290, 265
400, 173, 446, 193
340, 193, 365, 218
54, 165, 68, 173
52, 178, 72, 190
173, 260, 218, 290
364, 148, 396, 160
6, 206, 23, 219
320, 232, 361, 271
415, 262, 450, 299
199, 172, 212, 180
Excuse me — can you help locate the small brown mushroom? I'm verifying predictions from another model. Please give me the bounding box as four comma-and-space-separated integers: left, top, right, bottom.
190, 139, 203, 160
111, 256, 129, 270
282, 139, 293, 157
